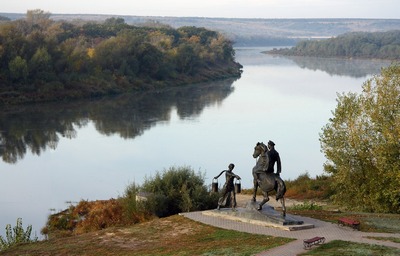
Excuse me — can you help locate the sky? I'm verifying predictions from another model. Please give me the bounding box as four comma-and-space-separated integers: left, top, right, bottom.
1, 0, 399, 19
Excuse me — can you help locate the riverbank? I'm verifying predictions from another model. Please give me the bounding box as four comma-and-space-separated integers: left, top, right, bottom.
2, 195, 400, 255
0, 62, 242, 105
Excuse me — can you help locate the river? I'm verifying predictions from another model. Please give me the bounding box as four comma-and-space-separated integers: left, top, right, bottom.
0, 47, 391, 238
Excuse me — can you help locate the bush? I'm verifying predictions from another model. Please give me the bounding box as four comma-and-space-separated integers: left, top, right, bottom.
285, 172, 334, 200
0, 218, 38, 251
140, 166, 218, 217
120, 183, 152, 224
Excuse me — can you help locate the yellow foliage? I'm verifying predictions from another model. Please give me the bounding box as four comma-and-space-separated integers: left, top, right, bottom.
188, 35, 200, 44
148, 31, 173, 50
73, 199, 123, 234
87, 47, 95, 58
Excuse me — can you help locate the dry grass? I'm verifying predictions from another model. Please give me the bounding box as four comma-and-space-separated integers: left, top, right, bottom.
1, 215, 293, 256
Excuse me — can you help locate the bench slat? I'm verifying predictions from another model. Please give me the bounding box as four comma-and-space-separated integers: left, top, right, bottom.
303, 236, 325, 249
338, 217, 360, 230
304, 236, 323, 243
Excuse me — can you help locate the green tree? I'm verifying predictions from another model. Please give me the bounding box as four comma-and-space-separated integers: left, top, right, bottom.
29, 47, 53, 81
8, 56, 28, 82
320, 64, 400, 213
175, 43, 198, 74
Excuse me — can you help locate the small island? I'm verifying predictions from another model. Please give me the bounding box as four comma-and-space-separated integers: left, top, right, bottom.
266, 30, 400, 60
0, 10, 242, 105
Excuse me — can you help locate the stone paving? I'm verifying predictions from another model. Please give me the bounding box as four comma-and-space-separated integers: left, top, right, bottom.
180, 207, 400, 256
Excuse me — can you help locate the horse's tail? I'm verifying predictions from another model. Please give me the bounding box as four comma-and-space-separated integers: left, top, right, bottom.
275, 175, 286, 200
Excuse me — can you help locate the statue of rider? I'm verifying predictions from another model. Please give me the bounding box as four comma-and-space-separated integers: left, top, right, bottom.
252, 140, 285, 203
266, 140, 281, 175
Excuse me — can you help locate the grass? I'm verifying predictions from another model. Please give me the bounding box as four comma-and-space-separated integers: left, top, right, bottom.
0, 215, 293, 256
3, 187, 400, 255
365, 236, 400, 244
299, 240, 400, 256
287, 207, 400, 233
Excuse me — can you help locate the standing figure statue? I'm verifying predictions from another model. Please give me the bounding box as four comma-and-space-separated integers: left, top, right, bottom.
214, 163, 241, 210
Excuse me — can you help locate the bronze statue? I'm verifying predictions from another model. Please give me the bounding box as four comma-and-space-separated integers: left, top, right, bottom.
214, 163, 241, 210
266, 140, 281, 175
252, 142, 286, 216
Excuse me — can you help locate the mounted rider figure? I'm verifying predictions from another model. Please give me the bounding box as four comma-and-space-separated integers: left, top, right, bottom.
266, 140, 281, 175
252, 140, 285, 204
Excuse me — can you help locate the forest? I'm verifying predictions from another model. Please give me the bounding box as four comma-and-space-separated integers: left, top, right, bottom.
267, 30, 400, 60
0, 10, 242, 104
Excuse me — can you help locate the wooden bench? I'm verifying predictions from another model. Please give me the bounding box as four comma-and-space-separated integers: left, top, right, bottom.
338, 217, 360, 230
303, 236, 325, 249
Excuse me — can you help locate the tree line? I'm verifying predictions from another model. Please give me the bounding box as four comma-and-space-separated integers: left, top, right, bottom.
0, 10, 242, 104
268, 30, 400, 60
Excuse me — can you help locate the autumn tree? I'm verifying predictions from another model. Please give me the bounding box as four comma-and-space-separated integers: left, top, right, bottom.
0, 10, 241, 103
320, 64, 400, 213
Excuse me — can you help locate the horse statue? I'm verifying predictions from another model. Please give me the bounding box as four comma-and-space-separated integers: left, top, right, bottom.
252, 142, 286, 216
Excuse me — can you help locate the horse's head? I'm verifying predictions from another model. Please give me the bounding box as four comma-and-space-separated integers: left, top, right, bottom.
253, 142, 267, 158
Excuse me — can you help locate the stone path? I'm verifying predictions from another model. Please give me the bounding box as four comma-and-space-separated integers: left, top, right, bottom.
180, 198, 400, 256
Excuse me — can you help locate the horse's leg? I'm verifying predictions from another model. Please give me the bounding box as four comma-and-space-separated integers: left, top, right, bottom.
252, 168, 258, 202
257, 191, 269, 210
280, 197, 286, 217
252, 178, 258, 202
275, 176, 286, 201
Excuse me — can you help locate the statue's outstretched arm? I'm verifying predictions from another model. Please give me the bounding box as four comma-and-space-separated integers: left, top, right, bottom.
214, 170, 225, 179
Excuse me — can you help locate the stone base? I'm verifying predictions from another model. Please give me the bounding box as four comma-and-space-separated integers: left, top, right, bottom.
202, 201, 314, 231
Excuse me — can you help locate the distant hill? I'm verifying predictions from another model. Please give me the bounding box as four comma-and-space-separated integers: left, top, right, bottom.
1, 13, 400, 46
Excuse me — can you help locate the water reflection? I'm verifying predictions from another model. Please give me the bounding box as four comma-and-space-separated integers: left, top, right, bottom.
269, 55, 392, 78
0, 79, 236, 164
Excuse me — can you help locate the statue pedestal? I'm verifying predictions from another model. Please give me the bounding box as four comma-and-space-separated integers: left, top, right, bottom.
202, 201, 314, 231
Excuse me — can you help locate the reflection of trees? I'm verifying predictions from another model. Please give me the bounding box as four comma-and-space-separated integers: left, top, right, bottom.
0, 107, 85, 163
0, 79, 235, 163
279, 55, 391, 78
89, 79, 235, 139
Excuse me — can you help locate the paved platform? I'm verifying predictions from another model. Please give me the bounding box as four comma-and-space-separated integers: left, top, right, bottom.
203, 201, 314, 231
180, 209, 400, 256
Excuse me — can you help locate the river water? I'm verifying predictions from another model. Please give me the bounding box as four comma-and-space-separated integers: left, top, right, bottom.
0, 47, 391, 238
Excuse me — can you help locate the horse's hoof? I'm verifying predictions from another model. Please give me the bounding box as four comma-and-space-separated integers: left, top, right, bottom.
257, 205, 262, 211
252, 197, 256, 202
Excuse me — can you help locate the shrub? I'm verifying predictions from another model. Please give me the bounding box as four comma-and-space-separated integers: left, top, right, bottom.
0, 218, 38, 251
289, 201, 323, 211
285, 172, 334, 200
120, 183, 153, 224
140, 166, 218, 217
